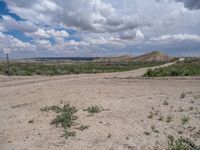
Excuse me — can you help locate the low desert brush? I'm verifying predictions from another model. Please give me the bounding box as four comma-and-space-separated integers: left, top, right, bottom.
41, 104, 78, 139
180, 92, 186, 99
84, 105, 104, 115
167, 135, 200, 150
76, 125, 90, 131
163, 100, 169, 105
181, 116, 189, 125
158, 115, 164, 121
144, 131, 150, 136
148, 111, 154, 119
166, 115, 173, 123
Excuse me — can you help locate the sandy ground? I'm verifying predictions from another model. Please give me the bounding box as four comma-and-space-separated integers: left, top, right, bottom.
0, 62, 200, 150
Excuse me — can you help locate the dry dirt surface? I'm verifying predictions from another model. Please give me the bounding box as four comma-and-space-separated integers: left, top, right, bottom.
0, 62, 200, 150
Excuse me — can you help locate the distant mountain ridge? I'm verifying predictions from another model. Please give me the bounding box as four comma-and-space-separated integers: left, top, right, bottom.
132, 51, 172, 62
94, 51, 173, 62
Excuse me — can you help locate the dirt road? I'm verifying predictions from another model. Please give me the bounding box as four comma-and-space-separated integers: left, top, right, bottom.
0, 62, 200, 150
0, 62, 176, 87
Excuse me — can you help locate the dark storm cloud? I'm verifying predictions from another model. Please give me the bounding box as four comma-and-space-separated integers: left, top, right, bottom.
175, 0, 200, 10
156, 0, 200, 10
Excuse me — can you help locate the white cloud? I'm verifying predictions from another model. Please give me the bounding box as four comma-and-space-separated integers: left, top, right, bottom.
84, 36, 123, 47
26, 28, 69, 39
46, 29, 69, 38
33, 39, 52, 49
150, 33, 200, 44
27, 28, 49, 38
79, 29, 144, 49
1, 0, 200, 56
4, 0, 148, 33
0, 15, 37, 33
0, 24, 6, 32
34, 0, 59, 12
64, 40, 89, 47
0, 32, 35, 51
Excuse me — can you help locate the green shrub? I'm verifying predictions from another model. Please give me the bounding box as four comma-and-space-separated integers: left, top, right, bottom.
0, 61, 167, 76
167, 136, 200, 150
61, 130, 76, 139
166, 115, 173, 123
41, 104, 78, 139
163, 100, 169, 105
51, 111, 78, 128
144, 59, 200, 77
76, 125, 90, 131
181, 116, 189, 125
144, 132, 151, 136
84, 105, 103, 115
180, 92, 186, 99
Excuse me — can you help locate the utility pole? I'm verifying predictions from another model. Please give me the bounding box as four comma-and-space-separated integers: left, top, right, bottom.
6, 53, 9, 74
3, 48, 11, 75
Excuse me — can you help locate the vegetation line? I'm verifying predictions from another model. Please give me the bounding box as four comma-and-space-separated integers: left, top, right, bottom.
144, 59, 200, 77
0, 61, 167, 76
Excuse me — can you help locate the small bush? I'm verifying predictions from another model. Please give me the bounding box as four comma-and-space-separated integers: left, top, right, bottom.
181, 116, 189, 125
28, 119, 34, 124
151, 125, 159, 133
194, 95, 200, 100
163, 100, 169, 105
178, 106, 184, 112
41, 104, 78, 139
167, 136, 188, 150
51, 112, 78, 128
158, 115, 164, 121
167, 135, 200, 150
190, 100, 195, 104
145, 69, 154, 77
180, 92, 186, 99
189, 107, 193, 111
61, 130, 76, 139
144, 59, 200, 77
148, 111, 154, 119
84, 105, 103, 115
41, 105, 63, 113
166, 115, 173, 123
76, 125, 90, 131
40, 106, 49, 112
144, 132, 150, 136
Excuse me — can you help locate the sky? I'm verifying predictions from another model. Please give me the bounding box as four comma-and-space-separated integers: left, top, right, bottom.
0, 0, 200, 58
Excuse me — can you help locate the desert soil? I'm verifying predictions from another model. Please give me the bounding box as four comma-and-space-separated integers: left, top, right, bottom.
0, 62, 200, 150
